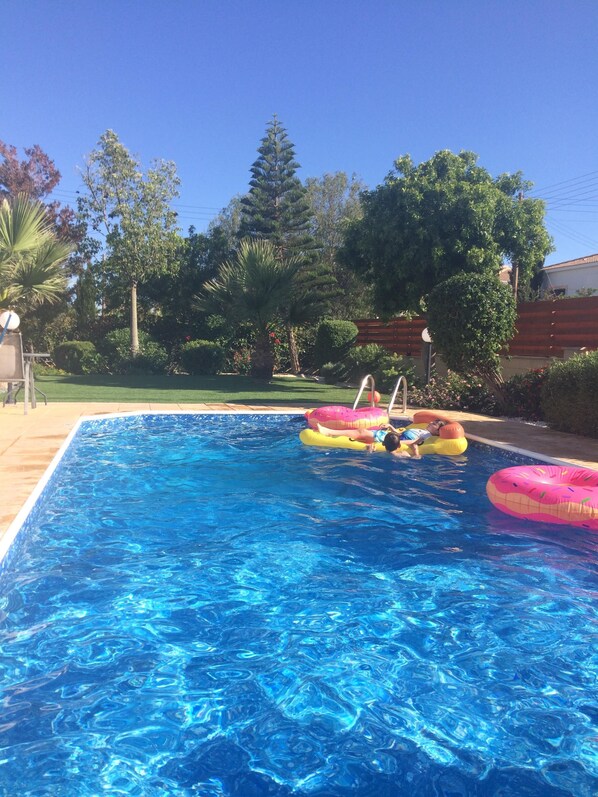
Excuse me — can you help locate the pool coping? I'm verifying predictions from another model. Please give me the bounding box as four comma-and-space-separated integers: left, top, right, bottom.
1, 408, 589, 564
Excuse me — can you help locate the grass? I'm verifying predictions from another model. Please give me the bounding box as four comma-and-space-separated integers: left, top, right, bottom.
32, 373, 363, 406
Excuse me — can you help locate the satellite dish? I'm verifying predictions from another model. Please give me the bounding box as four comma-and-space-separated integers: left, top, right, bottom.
421, 327, 432, 344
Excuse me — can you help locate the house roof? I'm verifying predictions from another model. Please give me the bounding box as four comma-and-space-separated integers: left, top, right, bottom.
543, 253, 598, 271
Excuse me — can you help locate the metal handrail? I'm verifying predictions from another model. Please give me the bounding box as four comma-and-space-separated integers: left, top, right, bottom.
352, 374, 376, 410
387, 375, 408, 417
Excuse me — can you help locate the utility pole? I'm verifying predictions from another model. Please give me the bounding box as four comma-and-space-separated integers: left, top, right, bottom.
512, 191, 524, 298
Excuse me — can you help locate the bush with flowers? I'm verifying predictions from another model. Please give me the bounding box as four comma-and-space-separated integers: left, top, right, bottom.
231, 347, 252, 375
266, 323, 291, 372
213, 322, 294, 375
219, 326, 254, 374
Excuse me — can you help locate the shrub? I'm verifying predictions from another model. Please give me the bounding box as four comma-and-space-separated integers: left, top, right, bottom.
53, 341, 105, 375
266, 324, 290, 373
230, 346, 252, 375
409, 371, 498, 415
502, 368, 547, 420
209, 325, 253, 375
26, 308, 78, 356
313, 320, 358, 369
119, 346, 169, 375
427, 274, 516, 402
99, 328, 168, 374
181, 340, 226, 375
98, 328, 140, 361
344, 344, 417, 393
541, 351, 598, 437
293, 323, 318, 372
318, 344, 417, 393
319, 361, 350, 384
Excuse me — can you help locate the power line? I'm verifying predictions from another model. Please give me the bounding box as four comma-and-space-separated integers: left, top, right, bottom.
50, 188, 224, 213
548, 208, 598, 215
537, 179, 598, 201
546, 215, 598, 249
530, 169, 598, 197
543, 184, 598, 205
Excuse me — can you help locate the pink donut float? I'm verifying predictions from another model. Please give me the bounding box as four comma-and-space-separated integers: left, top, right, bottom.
305, 405, 389, 431
486, 465, 598, 531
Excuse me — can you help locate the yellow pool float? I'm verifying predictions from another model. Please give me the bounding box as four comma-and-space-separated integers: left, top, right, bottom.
299, 410, 468, 457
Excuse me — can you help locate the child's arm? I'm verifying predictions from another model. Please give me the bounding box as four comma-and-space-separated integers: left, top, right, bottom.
409, 444, 422, 459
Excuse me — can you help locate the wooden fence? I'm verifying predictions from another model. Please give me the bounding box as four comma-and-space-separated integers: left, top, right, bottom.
355, 296, 598, 359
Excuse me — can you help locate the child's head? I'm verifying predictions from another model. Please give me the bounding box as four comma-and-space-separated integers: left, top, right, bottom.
383, 432, 401, 452
427, 419, 447, 436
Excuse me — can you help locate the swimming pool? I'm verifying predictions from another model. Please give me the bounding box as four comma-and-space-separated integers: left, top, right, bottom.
0, 413, 596, 796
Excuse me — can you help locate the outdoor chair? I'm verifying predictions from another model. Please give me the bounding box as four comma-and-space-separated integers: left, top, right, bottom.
0, 332, 31, 414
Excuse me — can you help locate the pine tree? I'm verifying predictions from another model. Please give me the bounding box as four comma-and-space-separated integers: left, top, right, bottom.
239, 115, 316, 259
239, 116, 339, 372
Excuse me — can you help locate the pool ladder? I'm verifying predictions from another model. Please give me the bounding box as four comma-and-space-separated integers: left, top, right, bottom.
352, 374, 408, 416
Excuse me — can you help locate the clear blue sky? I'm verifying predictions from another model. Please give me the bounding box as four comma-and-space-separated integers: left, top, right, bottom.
4, 0, 598, 265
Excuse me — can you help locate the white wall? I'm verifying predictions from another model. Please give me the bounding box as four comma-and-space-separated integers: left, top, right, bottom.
542, 256, 598, 295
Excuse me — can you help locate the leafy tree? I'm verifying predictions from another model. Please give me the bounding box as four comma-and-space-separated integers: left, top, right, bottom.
0, 195, 71, 309
340, 150, 553, 315
209, 196, 243, 249
195, 238, 302, 378
304, 171, 372, 318
73, 267, 98, 337
0, 142, 61, 199
0, 140, 78, 243
426, 273, 517, 403
77, 130, 180, 354
142, 224, 234, 348
305, 172, 364, 259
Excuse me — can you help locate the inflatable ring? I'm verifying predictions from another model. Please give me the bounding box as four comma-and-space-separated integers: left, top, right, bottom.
486, 465, 598, 531
300, 410, 468, 457
305, 405, 389, 431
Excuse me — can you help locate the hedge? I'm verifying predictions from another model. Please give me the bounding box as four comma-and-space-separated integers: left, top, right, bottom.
541, 351, 598, 438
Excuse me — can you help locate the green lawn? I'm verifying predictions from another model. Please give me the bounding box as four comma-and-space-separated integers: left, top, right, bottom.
32, 373, 363, 406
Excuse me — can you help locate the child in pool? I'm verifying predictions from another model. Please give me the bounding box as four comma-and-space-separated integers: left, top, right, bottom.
316, 419, 447, 458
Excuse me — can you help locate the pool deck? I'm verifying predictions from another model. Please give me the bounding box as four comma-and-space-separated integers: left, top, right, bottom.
1, 402, 598, 542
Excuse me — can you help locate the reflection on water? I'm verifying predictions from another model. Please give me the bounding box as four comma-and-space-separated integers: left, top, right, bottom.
0, 414, 596, 797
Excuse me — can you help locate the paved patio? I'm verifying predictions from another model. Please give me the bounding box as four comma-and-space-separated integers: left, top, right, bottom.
1, 402, 598, 542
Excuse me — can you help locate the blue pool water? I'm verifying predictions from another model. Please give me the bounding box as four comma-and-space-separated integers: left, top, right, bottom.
0, 413, 597, 797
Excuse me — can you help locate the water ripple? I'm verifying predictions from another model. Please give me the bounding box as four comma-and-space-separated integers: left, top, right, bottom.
0, 414, 596, 796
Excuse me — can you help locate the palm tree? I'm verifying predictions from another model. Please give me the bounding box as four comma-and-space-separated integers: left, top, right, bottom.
195, 238, 302, 378
0, 194, 71, 308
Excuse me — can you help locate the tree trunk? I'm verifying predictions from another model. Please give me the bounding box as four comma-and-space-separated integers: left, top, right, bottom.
250, 330, 274, 378
286, 321, 300, 374
481, 370, 508, 411
130, 280, 139, 355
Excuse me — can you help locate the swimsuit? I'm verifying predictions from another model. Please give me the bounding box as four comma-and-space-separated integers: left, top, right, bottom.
400, 429, 431, 444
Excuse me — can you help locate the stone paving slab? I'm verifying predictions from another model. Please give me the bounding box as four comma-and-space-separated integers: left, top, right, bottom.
449, 410, 598, 469
1, 402, 597, 543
